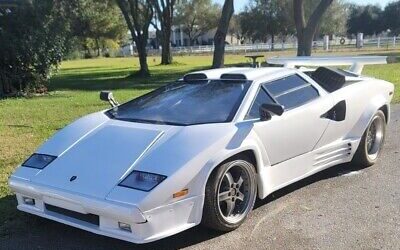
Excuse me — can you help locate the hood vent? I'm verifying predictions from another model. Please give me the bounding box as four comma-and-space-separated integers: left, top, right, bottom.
220, 73, 247, 80
183, 73, 208, 82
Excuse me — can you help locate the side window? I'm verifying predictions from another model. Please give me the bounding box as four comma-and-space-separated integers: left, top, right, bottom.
264, 74, 319, 110
245, 88, 275, 120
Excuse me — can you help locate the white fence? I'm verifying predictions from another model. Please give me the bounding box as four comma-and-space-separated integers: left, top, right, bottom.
144, 36, 399, 55
75, 36, 400, 59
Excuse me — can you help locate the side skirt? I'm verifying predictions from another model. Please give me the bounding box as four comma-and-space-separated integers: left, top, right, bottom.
257, 138, 360, 199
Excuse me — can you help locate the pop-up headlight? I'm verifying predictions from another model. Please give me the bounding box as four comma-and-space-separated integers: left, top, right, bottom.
22, 154, 56, 169
119, 171, 166, 192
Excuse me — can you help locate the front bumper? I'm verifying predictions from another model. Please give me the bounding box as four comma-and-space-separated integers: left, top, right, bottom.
9, 176, 204, 244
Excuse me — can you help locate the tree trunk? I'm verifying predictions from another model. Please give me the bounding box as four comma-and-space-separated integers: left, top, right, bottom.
160, 25, 172, 64
136, 39, 150, 77
0, 73, 4, 97
152, 0, 174, 65
116, 0, 153, 76
297, 31, 313, 56
95, 38, 101, 57
271, 33, 275, 51
211, 0, 234, 69
293, 0, 333, 56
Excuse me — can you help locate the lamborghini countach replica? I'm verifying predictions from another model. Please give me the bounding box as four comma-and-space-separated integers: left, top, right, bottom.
9, 56, 394, 243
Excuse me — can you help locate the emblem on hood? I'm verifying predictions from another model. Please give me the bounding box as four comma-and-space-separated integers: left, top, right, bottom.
69, 176, 77, 182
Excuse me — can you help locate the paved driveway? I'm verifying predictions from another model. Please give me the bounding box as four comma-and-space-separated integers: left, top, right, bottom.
1, 106, 399, 250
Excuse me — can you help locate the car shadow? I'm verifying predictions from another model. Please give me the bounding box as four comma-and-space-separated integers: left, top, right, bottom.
0, 162, 371, 250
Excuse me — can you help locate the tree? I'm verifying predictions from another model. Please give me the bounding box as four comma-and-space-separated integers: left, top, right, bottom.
211, 0, 234, 69
239, 5, 268, 43
0, 0, 70, 96
174, 0, 220, 46
150, 0, 175, 65
382, 1, 400, 35
317, 0, 348, 36
228, 14, 245, 44
239, 0, 294, 46
293, 0, 333, 56
347, 4, 384, 36
116, 0, 153, 76
263, 0, 294, 49
71, 0, 127, 57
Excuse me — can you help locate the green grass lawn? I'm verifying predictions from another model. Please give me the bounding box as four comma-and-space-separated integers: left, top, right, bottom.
0, 51, 399, 236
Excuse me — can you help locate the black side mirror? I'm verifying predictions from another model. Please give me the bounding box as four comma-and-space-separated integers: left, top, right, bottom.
259, 103, 284, 121
100, 91, 119, 107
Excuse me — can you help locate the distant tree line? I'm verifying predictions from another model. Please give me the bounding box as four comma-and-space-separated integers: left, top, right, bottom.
347, 2, 400, 36
229, 0, 399, 46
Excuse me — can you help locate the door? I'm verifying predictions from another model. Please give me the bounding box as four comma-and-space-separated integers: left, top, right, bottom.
246, 74, 333, 165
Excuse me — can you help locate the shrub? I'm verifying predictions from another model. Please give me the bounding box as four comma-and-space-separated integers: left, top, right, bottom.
0, 0, 69, 97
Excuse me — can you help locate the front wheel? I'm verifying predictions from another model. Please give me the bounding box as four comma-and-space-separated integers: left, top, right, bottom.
201, 156, 257, 231
352, 110, 386, 166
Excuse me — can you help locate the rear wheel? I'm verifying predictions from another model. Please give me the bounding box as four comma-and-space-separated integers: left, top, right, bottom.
202, 156, 257, 231
352, 110, 386, 166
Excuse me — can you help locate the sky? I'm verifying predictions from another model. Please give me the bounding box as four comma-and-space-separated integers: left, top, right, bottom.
213, 0, 395, 12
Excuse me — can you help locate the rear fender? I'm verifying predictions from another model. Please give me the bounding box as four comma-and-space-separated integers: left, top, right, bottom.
347, 94, 388, 139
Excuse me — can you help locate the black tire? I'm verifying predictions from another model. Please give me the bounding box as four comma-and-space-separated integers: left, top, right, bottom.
352, 110, 386, 167
201, 155, 257, 232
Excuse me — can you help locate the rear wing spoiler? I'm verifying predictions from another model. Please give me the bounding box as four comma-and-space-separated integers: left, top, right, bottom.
266, 56, 387, 74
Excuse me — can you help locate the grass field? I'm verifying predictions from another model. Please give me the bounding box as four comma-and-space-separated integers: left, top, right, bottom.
0, 51, 399, 237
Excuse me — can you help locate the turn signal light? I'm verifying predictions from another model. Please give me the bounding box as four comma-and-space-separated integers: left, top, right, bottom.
173, 188, 188, 198
23, 197, 35, 205
118, 222, 132, 232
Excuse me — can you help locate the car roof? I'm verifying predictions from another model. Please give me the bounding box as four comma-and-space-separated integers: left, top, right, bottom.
183, 67, 294, 82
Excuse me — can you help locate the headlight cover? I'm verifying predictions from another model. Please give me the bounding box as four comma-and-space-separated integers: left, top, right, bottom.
119, 171, 166, 192
22, 154, 56, 169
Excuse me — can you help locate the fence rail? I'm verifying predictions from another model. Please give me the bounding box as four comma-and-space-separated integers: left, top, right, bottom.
161, 36, 399, 55
69, 36, 400, 59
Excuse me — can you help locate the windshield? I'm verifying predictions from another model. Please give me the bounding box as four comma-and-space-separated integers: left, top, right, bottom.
108, 80, 251, 126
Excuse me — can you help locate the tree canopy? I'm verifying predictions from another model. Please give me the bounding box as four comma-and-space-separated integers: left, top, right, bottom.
174, 0, 220, 46
70, 0, 127, 57
347, 4, 384, 36
382, 1, 400, 35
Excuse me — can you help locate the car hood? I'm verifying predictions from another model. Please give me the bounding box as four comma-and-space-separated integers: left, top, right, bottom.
31, 113, 167, 199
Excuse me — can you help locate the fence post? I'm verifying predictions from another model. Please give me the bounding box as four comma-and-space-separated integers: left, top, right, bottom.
377, 36, 381, 48
394, 36, 396, 47
356, 33, 363, 48
323, 35, 329, 51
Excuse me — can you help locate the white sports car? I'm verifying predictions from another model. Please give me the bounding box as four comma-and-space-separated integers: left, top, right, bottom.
9, 56, 394, 243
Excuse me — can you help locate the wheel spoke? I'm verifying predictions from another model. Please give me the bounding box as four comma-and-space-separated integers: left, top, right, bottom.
218, 190, 231, 201
237, 175, 244, 188
225, 199, 235, 216
225, 172, 234, 187
237, 191, 245, 201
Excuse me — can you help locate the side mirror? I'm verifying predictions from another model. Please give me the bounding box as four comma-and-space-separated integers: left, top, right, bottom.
259, 103, 284, 121
100, 91, 119, 108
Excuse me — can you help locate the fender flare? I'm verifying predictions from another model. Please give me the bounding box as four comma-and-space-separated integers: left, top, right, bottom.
199, 143, 268, 199
347, 94, 389, 139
